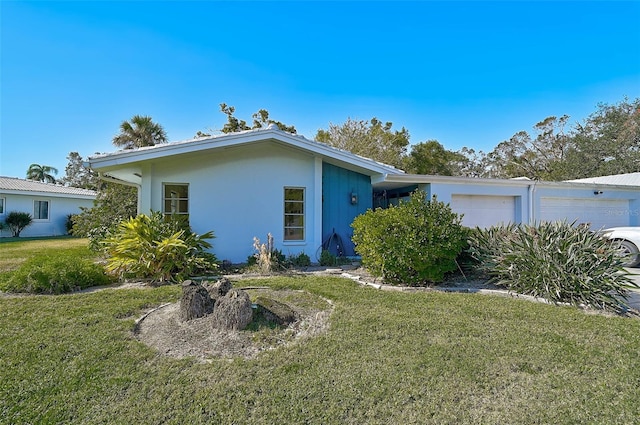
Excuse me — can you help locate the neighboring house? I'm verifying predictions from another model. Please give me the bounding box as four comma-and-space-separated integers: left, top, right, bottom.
569, 172, 640, 187
0, 177, 96, 237
86, 127, 640, 263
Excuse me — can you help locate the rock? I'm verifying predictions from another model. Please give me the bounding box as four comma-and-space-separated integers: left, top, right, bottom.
254, 296, 296, 326
211, 289, 253, 330
179, 280, 214, 322
203, 277, 233, 300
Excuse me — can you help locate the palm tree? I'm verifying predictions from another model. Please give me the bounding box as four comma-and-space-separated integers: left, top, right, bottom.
112, 115, 168, 149
26, 164, 58, 183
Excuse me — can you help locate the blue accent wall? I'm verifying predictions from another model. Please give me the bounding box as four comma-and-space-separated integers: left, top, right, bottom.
322, 163, 372, 256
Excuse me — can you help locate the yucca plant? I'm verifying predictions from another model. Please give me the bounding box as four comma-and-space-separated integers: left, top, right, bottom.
103, 212, 216, 283
466, 223, 519, 277
5, 211, 33, 237
468, 221, 638, 313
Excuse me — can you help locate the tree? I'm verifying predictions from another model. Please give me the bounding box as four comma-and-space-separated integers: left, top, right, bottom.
196, 104, 297, 137
71, 182, 138, 250
403, 140, 467, 175
112, 115, 168, 149
249, 108, 297, 133
468, 97, 640, 181
59, 152, 99, 190
26, 164, 58, 183
452, 147, 490, 178
483, 115, 571, 180
5, 211, 33, 237
564, 98, 640, 179
316, 117, 409, 169
219, 103, 250, 134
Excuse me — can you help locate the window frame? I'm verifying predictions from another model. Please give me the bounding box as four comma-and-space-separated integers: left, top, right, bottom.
33, 199, 50, 221
162, 183, 189, 221
284, 187, 305, 242
0, 197, 4, 215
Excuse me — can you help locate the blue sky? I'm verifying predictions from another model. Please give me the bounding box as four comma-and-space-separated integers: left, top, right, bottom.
1, 1, 639, 179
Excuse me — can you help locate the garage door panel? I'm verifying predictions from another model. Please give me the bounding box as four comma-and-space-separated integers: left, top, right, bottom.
539, 198, 629, 229
451, 195, 516, 228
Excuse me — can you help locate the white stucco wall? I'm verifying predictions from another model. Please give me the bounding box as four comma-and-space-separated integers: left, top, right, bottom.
426, 182, 530, 227
421, 180, 639, 229
0, 193, 94, 237
534, 186, 640, 228
137, 141, 322, 263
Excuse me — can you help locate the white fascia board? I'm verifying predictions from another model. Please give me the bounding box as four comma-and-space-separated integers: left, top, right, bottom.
87, 129, 403, 176
374, 174, 640, 191
0, 189, 96, 200
373, 174, 535, 188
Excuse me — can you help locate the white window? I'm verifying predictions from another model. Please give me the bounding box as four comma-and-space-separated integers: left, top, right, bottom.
33, 200, 49, 220
284, 187, 304, 241
163, 183, 189, 221
0, 197, 4, 214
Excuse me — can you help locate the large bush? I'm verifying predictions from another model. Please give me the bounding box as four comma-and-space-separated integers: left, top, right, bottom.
351, 190, 467, 286
1, 254, 111, 294
467, 221, 638, 312
103, 212, 217, 283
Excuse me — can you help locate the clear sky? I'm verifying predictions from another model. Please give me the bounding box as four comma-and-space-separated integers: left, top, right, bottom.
1, 1, 639, 179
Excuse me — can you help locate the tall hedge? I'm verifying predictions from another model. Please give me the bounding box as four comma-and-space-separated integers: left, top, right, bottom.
351, 190, 466, 286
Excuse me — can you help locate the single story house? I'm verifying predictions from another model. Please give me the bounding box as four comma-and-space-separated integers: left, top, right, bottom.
0, 176, 97, 237
86, 127, 640, 263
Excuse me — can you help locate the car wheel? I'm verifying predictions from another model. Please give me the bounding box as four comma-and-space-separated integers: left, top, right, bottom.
617, 240, 640, 267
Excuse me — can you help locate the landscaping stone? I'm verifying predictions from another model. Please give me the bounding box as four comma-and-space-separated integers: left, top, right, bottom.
203, 277, 232, 300
179, 280, 214, 322
211, 288, 253, 330
255, 296, 296, 326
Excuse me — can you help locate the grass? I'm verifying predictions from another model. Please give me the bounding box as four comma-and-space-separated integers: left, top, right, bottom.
0, 237, 93, 275
2, 239, 640, 423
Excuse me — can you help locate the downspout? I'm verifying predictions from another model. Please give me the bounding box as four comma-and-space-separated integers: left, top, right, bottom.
527, 182, 535, 225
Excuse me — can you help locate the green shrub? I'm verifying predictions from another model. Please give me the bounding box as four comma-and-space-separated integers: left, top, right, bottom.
351, 190, 467, 286
289, 252, 311, 267
103, 212, 217, 283
319, 250, 337, 266
465, 223, 519, 277
467, 221, 638, 312
65, 214, 76, 235
1, 254, 111, 294
5, 211, 33, 237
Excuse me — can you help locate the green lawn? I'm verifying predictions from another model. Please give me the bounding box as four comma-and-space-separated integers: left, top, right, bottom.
0, 237, 93, 274
2, 240, 640, 424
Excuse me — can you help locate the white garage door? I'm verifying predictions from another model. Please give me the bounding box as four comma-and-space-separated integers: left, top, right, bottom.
539, 198, 629, 229
451, 195, 516, 228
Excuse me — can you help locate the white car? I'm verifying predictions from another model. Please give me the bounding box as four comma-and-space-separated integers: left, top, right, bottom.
601, 227, 640, 267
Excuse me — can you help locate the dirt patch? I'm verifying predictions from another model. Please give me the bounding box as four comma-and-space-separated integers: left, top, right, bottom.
134, 288, 333, 362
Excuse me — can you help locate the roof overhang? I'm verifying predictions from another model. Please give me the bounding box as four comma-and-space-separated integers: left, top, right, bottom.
0, 189, 96, 200
372, 173, 640, 191
86, 128, 403, 182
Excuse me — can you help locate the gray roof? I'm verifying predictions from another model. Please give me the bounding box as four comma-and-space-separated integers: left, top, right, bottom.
568, 173, 640, 186
0, 176, 97, 198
